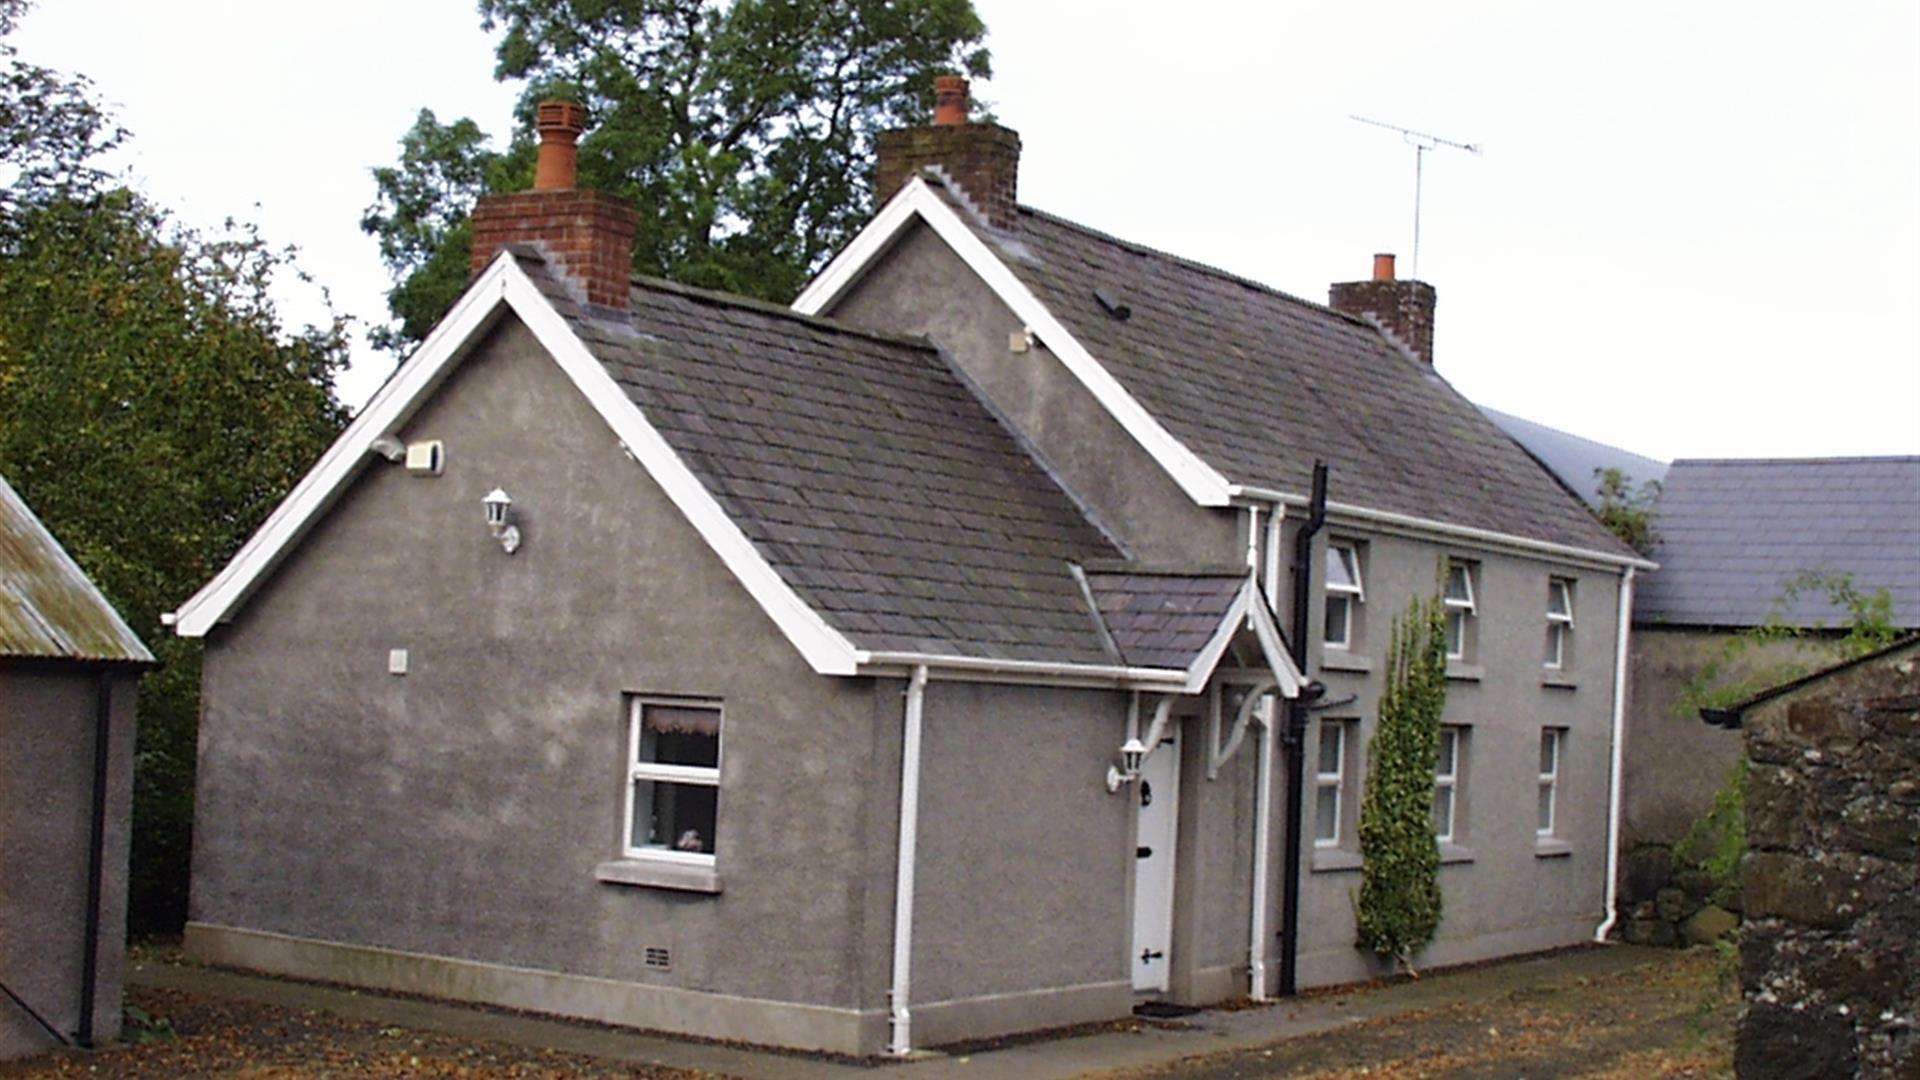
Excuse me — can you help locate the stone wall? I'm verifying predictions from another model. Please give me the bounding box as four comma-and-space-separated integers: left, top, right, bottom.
1737, 639, 1919, 1079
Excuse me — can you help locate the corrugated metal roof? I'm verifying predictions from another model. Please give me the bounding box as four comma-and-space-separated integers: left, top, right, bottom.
1477, 407, 1668, 508
0, 472, 154, 664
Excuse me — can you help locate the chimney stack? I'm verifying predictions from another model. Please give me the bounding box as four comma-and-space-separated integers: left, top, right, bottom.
470, 100, 638, 309
874, 75, 1021, 230
1329, 253, 1438, 366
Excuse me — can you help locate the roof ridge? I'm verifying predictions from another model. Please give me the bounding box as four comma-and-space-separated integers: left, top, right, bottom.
1670, 455, 1920, 467
623, 272, 940, 352
1015, 204, 1372, 329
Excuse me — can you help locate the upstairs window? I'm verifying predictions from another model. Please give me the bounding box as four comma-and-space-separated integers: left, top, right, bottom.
625, 699, 723, 863
1545, 577, 1575, 669
1443, 561, 1477, 660
1323, 543, 1365, 650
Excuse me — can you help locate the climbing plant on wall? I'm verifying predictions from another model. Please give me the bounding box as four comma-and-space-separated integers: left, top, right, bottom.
1356, 592, 1450, 968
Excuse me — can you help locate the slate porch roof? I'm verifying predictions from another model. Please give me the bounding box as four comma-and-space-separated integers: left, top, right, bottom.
1636, 457, 1920, 629
1083, 569, 1247, 670
933, 186, 1633, 558
516, 252, 1130, 665
0, 472, 153, 664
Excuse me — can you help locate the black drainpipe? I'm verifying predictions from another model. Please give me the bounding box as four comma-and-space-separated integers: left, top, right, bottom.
78, 666, 113, 1048
1278, 460, 1328, 997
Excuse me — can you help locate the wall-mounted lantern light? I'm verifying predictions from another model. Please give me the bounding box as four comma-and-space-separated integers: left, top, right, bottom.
1106, 736, 1149, 793
483, 488, 521, 554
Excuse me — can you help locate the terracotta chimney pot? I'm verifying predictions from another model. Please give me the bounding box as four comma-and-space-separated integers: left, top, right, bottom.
1372, 253, 1396, 281
932, 76, 970, 126
534, 100, 590, 191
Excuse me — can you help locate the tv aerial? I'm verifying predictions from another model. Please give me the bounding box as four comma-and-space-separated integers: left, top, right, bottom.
1350, 115, 1482, 278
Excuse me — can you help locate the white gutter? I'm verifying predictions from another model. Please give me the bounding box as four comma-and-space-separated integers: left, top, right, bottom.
857, 651, 1188, 689
1595, 567, 1636, 942
1226, 485, 1658, 573
1248, 707, 1276, 999
889, 665, 930, 1056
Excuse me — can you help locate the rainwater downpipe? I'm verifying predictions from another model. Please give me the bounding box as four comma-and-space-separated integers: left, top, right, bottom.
1594, 567, 1636, 942
888, 665, 930, 1056
1278, 461, 1328, 997
1245, 504, 1283, 999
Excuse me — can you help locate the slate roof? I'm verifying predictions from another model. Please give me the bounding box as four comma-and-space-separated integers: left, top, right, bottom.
517, 252, 1129, 665
1478, 407, 1668, 509
1084, 570, 1246, 669
1636, 457, 1920, 629
940, 189, 1633, 558
0, 472, 153, 664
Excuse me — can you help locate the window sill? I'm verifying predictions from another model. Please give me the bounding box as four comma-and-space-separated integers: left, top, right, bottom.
1438, 842, 1475, 865
1534, 838, 1573, 859
595, 858, 723, 894
1541, 671, 1578, 690
1319, 651, 1373, 674
1445, 662, 1484, 682
1310, 847, 1364, 873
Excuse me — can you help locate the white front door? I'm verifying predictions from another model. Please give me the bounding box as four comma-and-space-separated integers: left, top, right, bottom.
1130, 728, 1180, 992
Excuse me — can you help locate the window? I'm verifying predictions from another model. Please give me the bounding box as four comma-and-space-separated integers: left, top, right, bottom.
1323, 543, 1365, 650
1433, 726, 1463, 843
1538, 729, 1564, 836
624, 699, 722, 863
1313, 721, 1348, 847
1443, 561, 1477, 660
1545, 577, 1574, 669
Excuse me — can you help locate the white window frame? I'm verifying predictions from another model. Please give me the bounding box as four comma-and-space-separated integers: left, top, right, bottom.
1323, 543, 1365, 651
1443, 561, 1477, 661
1546, 577, 1574, 669
1313, 720, 1348, 848
623, 697, 723, 866
1538, 728, 1563, 837
1434, 726, 1461, 844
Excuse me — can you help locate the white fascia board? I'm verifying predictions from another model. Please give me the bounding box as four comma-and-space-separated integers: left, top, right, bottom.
171, 260, 517, 638
1227, 485, 1659, 573
857, 649, 1189, 691
795, 179, 1234, 508
1246, 595, 1307, 697
174, 254, 864, 677
1177, 578, 1306, 696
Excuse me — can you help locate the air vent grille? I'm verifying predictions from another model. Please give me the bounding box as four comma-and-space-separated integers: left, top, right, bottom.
644, 946, 671, 970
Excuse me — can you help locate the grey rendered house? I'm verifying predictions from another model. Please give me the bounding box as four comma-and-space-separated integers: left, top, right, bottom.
170, 84, 1646, 1056
1, 473, 149, 1058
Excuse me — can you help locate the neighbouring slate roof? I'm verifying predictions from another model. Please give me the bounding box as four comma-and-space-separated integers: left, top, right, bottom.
1478, 407, 1668, 509
517, 252, 1126, 665
1636, 457, 1920, 629
0, 472, 153, 664
943, 189, 1633, 557
1084, 570, 1246, 669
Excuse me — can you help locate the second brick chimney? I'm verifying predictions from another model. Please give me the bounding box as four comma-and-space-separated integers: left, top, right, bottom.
1329, 253, 1438, 366
470, 100, 639, 309
874, 76, 1021, 230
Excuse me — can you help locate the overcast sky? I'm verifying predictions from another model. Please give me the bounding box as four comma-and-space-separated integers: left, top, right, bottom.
16, 1, 1919, 463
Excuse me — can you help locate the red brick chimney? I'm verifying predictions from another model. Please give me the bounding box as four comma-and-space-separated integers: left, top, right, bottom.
1329, 253, 1438, 365
874, 75, 1021, 230
470, 100, 638, 309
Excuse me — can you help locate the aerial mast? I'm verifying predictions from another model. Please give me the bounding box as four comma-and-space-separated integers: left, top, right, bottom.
1350, 115, 1482, 278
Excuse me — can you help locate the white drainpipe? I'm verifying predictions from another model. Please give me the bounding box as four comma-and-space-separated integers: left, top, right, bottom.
1594, 567, 1636, 942
1248, 707, 1276, 998
889, 665, 930, 1055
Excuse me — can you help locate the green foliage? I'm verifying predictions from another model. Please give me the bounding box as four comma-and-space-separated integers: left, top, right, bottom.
1674, 759, 1747, 908
362, 0, 992, 354
2, 5, 349, 933
1356, 592, 1450, 966
1593, 467, 1660, 556
123, 1004, 176, 1044
1677, 570, 1900, 717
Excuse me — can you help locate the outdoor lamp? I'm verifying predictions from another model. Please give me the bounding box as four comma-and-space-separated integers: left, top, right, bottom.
482, 488, 521, 554
1107, 736, 1149, 792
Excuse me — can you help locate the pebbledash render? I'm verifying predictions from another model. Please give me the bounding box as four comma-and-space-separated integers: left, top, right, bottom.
171, 80, 1647, 1057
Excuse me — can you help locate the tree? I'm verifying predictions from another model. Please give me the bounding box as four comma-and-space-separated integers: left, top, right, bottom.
1, 2, 349, 932
362, 0, 991, 354
1356, 593, 1450, 969
1593, 467, 1660, 557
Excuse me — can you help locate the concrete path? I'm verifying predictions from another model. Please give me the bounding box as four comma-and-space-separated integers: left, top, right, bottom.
128, 945, 1669, 1080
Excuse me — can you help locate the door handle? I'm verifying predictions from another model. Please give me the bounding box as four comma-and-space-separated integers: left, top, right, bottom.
1140, 948, 1164, 963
